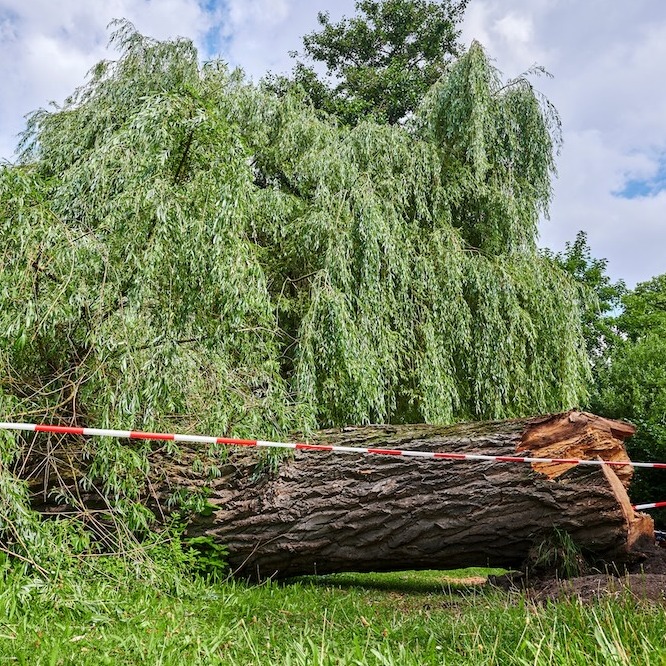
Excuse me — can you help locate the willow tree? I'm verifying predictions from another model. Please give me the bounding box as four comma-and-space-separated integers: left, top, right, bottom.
0, 24, 589, 564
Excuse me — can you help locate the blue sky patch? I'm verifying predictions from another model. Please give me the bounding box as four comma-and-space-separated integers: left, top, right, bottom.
203, 27, 227, 56
199, 0, 230, 58
615, 153, 666, 199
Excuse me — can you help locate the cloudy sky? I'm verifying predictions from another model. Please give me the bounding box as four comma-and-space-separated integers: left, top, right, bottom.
1, 0, 664, 286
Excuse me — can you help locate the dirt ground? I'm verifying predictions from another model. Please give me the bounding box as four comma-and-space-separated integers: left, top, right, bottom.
490, 544, 666, 603
532, 573, 666, 603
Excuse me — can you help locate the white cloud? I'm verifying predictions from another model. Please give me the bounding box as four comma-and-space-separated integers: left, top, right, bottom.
461, 0, 553, 76
227, 0, 290, 27
216, 0, 355, 78
0, 0, 211, 158
541, 129, 666, 286
22, 34, 98, 102
494, 13, 532, 44
462, 0, 666, 285
461, 2, 493, 51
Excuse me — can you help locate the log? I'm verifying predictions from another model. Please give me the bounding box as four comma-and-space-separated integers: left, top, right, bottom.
26, 411, 656, 579
158, 411, 655, 578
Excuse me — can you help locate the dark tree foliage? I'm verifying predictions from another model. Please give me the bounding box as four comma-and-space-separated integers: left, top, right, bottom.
545, 235, 664, 513
282, 0, 468, 125
618, 274, 666, 343
545, 231, 626, 359
590, 274, 666, 519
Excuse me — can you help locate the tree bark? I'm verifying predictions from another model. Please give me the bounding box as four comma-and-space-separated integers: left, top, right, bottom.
26, 411, 656, 579
152, 411, 655, 579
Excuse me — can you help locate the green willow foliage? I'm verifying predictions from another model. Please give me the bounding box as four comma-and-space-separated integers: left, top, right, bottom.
1, 23, 588, 432
0, 23, 588, 563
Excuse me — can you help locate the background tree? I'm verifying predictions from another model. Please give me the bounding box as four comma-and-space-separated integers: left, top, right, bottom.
281, 0, 468, 125
544, 230, 626, 359
544, 234, 664, 515
617, 274, 666, 342
590, 274, 666, 521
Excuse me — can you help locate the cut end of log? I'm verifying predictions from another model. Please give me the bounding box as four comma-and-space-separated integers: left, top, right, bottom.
518, 411, 635, 485
520, 411, 653, 561
600, 461, 655, 552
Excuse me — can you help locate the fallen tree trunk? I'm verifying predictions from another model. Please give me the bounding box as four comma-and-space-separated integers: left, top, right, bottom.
159, 411, 655, 578
28, 411, 656, 579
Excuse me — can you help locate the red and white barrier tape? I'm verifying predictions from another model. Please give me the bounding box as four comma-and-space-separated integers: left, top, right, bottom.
1, 421, 665, 510
2, 421, 666, 469
633, 501, 666, 511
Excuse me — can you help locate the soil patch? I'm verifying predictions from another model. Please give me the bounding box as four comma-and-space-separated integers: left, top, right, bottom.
490, 543, 666, 603
532, 573, 666, 603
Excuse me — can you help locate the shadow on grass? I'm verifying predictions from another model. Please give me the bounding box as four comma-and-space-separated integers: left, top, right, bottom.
288, 568, 506, 595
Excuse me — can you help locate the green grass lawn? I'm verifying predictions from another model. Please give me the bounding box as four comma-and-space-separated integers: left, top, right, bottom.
1, 567, 664, 665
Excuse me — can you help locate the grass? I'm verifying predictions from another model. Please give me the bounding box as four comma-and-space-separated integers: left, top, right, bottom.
1, 567, 665, 665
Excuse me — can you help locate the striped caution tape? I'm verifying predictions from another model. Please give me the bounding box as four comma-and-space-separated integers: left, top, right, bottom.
632, 501, 666, 511
2, 420, 666, 470
1, 421, 666, 511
